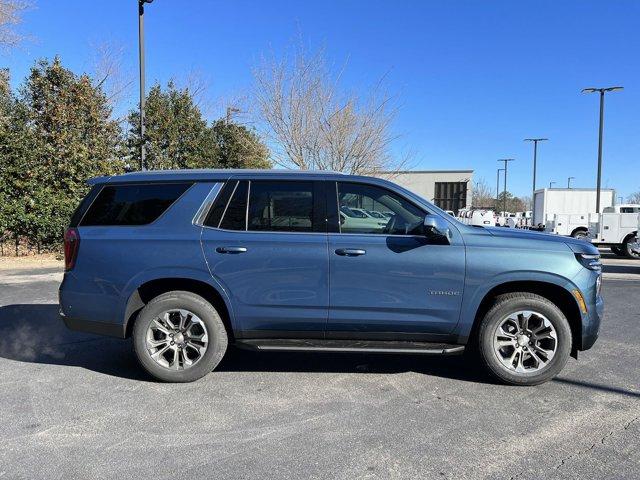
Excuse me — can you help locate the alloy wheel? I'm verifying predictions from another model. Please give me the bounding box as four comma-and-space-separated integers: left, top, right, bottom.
492, 310, 557, 374
145, 309, 209, 370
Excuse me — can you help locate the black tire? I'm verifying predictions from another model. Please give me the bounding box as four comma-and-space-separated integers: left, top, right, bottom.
623, 236, 640, 259
133, 291, 228, 382
610, 245, 625, 256
571, 229, 588, 240
478, 292, 572, 386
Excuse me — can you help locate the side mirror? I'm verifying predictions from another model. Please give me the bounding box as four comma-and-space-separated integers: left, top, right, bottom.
423, 214, 452, 242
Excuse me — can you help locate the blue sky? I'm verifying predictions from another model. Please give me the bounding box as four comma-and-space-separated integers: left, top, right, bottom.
3, 0, 639, 198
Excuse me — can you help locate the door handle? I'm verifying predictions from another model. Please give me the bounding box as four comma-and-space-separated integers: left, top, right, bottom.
335, 248, 366, 257
216, 246, 247, 254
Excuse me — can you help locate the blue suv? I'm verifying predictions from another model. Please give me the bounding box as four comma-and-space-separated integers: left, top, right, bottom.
60, 170, 603, 385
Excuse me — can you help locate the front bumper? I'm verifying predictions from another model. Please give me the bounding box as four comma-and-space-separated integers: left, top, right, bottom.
581, 294, 603, 351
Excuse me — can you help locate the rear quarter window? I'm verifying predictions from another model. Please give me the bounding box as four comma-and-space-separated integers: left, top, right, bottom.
80, 183, 192, 226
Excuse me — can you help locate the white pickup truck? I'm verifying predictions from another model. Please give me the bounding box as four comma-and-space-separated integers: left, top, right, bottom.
588, 204, 640, 259
457, 209, 495, 227
546, 213, 599, 239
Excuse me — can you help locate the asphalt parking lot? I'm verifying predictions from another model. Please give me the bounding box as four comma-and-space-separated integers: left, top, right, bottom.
0, 255, 639, 479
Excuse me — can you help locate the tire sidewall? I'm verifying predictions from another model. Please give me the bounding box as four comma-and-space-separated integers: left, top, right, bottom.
133, 291, 228, 382
624, 238, 640, 259
479, 295, 572, 386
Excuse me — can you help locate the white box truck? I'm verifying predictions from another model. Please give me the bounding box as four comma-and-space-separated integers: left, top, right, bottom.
588, 205, 640, 259
533, 188, 615, 237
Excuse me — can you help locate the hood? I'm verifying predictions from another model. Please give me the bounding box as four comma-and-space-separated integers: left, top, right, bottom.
482, 226, 599, 255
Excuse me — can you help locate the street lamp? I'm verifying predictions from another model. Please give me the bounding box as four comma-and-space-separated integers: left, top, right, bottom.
498, 159, 515, 215
138, 0, 154, 170
549, 181, 556, 188
496, 168, 505, 210
524, 138, 548, 225
567, 176, 575, 188
582, 86, 623, 213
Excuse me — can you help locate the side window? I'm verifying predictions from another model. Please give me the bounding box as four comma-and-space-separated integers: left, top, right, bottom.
80, 183, 192, 226
204, 181, 237, 227
219, 181, 248, 230
248, 181, 316, 232
336, 182, 425, 235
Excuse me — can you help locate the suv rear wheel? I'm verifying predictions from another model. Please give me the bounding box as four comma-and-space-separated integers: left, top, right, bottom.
478, 292, 571, 386
133, 291, 228, 382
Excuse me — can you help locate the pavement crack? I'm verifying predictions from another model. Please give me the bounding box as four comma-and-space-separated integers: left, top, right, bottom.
554, 415, 640, 471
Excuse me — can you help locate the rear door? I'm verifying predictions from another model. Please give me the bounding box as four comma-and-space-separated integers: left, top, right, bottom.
200, 179, 329, 338
326, 181, 466, 339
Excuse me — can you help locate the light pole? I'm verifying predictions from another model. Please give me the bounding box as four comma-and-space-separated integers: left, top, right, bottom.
496, 168, 505, 210
582, 86, 623, 213
567, 176, 575, 188
138, 0, 154, 170
524, 138, 548, 225
498, 159, 515, 214
549, 181, 556, 188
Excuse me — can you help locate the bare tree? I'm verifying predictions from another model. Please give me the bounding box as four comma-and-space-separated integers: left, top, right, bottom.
627, 190, 640, 204
0, 0, 31, 51
472, 177, 495, 208
91, 41, 134, 118
252, 44, 406, 174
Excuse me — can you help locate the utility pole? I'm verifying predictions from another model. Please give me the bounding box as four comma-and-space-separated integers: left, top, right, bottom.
582, 86, 623, 213
567, 176, 575, 188
549, 181, 555, 188
496, 168, 504, 211
524, 138, 548, 225
498, 159, 515, 215
138, 0, 154, 170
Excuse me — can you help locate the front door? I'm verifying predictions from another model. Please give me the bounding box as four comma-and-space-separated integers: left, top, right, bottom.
327, 181, 465, 339
201, 180, 328, 338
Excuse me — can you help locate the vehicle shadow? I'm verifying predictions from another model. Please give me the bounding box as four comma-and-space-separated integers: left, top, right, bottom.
0, 304, 147, 381
0, 303, 493, 384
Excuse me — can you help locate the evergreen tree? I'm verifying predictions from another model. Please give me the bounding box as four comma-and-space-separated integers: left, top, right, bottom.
210, 119, 270, 169
127, 81, 218, 170
1, 58, 123, 250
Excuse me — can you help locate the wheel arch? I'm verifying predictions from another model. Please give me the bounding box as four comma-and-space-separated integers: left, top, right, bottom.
570, 226, 588, 237
123, 277, 235, 341
467, 280, 583, 354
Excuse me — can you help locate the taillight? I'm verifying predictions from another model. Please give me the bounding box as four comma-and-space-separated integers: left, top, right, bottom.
64, 228, 80, 271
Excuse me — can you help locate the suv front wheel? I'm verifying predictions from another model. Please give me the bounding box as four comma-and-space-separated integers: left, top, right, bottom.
478, 292, 572, 386
133, 291, 228, 382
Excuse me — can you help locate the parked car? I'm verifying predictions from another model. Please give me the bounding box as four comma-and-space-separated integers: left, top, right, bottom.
61, 170, 603, 386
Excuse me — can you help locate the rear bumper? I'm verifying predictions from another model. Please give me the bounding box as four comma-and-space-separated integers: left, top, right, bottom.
60, 310, 126, 338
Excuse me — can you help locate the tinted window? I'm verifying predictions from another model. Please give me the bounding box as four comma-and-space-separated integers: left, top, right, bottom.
337, 183, 425, 235
80, 183, 191, 226
69, 185, 100, 227
220, 181, 248, 230
204, 181, 237, 227
248, 182, 315, 232
621, 207, 640, 213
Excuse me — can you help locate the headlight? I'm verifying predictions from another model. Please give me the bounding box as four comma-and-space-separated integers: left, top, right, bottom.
575, 253, 601, 272
596, 273, 602, 296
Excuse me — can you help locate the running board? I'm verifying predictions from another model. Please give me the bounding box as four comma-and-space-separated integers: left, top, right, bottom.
236, 339, 465, 355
